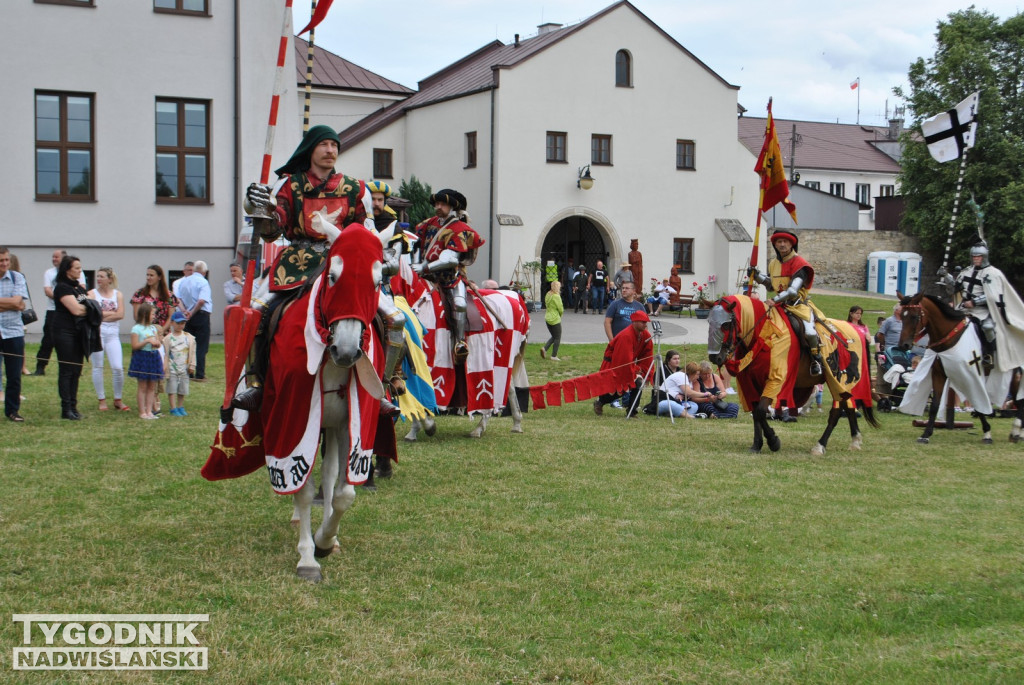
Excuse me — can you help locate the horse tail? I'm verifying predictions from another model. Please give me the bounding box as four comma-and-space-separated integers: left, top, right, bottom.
858, 401, 881, 429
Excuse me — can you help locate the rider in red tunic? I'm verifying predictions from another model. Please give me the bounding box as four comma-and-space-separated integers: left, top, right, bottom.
233, 126, 383, 411
413, 188, 485, 363
248, 125, 372, 292
748, 230, 825, 376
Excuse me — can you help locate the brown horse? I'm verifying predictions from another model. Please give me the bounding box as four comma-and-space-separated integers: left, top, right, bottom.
895, 292, 1006, 444
707, 294, 879, 454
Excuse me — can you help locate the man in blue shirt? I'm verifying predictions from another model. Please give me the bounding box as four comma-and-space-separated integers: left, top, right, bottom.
177, 260, 213, 381
0, 246, 29, 421
602, 280, 646, 410
604, 281, 645, 341
876, 304, 903, 351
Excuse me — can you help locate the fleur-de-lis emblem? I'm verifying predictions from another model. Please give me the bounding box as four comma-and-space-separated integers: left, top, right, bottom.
289, 249, 314, 272
275, 265, 296, 285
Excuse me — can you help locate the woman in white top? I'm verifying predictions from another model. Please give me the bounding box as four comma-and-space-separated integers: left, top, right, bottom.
88, 267, 128, 411
657, 350, 699, 418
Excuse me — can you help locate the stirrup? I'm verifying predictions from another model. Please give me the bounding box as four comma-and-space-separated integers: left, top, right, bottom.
379, 398, 402, 418
453, 340, 469, 364
231, 385, 264, 412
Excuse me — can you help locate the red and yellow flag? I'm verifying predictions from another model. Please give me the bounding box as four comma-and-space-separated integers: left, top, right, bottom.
754, 101, 797, 222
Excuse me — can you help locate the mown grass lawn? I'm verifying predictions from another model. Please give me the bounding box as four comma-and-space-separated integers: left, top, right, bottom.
3, 335, 1024, 684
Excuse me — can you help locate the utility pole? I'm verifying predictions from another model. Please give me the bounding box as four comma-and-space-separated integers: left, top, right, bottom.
789, 123, 798, 183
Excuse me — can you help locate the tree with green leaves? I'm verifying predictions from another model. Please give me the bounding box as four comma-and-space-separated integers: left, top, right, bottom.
397, 175, 434, 226
895, 8, 1024, 283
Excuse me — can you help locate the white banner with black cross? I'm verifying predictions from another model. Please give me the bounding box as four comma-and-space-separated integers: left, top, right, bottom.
922, 91, 979, 163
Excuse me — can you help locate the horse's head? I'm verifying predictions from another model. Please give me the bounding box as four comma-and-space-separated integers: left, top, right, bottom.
319, 224, 383, 368
896, 292, 923, 351
707, 297, 737, 366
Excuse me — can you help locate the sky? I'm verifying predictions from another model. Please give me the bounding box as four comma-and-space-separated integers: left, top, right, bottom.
290, 0, 1022, 126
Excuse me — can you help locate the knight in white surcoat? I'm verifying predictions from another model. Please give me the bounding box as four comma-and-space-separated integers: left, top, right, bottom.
954, 241, 1024, 372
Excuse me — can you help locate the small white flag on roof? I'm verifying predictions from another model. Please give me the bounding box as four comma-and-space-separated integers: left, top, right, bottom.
922, 91, 980, 163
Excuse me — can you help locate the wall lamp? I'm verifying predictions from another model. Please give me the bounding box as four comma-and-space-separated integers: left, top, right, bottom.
577, 165, 594, 190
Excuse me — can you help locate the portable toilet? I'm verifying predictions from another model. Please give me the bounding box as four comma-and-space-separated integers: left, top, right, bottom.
898, 252, 922, 296
866, 251, 900, 295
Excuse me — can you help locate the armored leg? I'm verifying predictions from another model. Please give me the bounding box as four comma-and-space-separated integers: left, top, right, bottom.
377, 293, 407, 418
231, 284, 279, 412
981, 316, 997, 367
804, 320, 824, 377
451, 281, 469, 364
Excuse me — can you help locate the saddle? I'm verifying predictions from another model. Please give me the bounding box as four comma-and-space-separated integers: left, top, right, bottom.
780, 307, 859, 386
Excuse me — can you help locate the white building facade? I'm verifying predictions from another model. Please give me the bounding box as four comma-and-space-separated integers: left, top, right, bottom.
335, 2, 760, 297
3, 0, 301, 335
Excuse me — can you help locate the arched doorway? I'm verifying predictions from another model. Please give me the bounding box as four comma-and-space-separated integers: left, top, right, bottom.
539, 216, 608, 298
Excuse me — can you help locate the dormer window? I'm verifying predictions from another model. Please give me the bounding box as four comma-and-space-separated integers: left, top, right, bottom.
615, 50, 632, 87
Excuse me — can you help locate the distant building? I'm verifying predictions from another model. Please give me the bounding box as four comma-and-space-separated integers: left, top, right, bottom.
292, 36, 413, 134
738, 116, 904, 231
331, 0, 761, 294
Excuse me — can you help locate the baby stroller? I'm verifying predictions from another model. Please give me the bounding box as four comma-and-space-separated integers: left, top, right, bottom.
876, 345, 914, 412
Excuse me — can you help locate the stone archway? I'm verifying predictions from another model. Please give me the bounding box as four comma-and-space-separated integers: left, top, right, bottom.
535, 207, 620, 293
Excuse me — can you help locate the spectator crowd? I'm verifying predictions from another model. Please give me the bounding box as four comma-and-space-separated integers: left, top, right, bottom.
2, 246, 242, 423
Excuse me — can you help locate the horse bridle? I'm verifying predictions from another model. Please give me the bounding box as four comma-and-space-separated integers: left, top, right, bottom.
902, 302, 968, 350
900, 303, 928, 343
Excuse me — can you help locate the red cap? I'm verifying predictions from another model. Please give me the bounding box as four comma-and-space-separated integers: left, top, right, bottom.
630, 309, 650, 323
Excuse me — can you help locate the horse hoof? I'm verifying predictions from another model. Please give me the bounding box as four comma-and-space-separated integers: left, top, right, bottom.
403, 435, 418, 442
917, 437, 930, 444
1011, 434, 1021, 444
811, 444, 825, 456
749, 446, 762, 454
768, 437, 781, 452
424, 421, 437, 437
983, 438, 993, 445
510, 426, 524, 434
313, 545, 334, 559
297, 566, 323, 583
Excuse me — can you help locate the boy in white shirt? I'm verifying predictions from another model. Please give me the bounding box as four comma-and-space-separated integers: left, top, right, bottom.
163, 311, 196, 416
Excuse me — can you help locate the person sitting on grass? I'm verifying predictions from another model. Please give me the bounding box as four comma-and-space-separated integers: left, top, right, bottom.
655, 350, 699, 418
694, 360, 740, 418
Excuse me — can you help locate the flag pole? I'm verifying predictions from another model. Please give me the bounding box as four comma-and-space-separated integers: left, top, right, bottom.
242, 0, 293, 310
747, 98, 772, 295
940, 147, 971, 271
302, 0, 317, 132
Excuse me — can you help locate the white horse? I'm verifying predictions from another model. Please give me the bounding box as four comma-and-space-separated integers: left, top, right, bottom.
399, 285, 530, 440
265, 220, 387, 582
402, 361, 527, 440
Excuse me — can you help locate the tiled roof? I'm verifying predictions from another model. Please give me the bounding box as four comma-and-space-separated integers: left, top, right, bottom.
294, 36, 413, 95
738, 117, 902, 174
338, 0, 735, 152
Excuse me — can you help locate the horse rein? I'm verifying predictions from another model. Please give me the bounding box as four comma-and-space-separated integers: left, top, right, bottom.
902, 303, 967, 351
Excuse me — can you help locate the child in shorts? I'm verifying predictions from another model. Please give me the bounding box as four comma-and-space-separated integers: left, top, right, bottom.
163, 311, 196, 416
